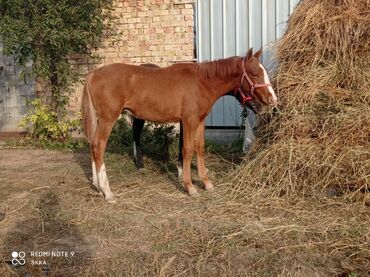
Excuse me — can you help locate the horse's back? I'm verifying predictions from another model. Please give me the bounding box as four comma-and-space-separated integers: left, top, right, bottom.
86, 62, 202, 123
90, 63, 144, 80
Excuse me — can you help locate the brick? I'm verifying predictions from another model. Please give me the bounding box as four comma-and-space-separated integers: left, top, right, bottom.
163, 27, 173, 33
152, 45, 163, 50
154, 9, 168, 16
160, 21, 172, 27
138, 11, 147, 17
174, 14, 185, 21
185, 20, 193, 26
181, 9, 193, 15
175, 26, 185, 33
160, 15, 172, 22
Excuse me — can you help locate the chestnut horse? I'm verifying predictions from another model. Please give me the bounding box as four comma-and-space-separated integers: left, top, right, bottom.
132, 64, 258, 174
82, 48, 277, 203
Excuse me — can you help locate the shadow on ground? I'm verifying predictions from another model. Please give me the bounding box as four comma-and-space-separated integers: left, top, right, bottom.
72, 144, 188, 196
1, 190, 93, 276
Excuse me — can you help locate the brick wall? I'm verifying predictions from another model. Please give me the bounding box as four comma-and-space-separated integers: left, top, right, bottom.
0, 0, 195, 131
68, 0, 195, 112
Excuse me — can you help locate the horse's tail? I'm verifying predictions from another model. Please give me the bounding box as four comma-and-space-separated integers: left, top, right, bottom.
81, 74, 97, 144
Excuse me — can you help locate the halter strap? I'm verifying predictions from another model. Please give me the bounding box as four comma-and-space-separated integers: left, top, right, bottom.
233, 57, 272, 106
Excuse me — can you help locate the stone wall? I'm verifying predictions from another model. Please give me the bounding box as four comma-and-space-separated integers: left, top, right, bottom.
67, 0, 195, 112
0, 42, 35, 132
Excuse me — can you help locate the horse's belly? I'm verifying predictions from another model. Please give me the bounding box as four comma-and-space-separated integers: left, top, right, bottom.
124, 106, 181, 123
124, 85, 186, 123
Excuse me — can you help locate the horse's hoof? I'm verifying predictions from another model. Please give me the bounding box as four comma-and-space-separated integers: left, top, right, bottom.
105, 196, 116, 204
188, 189, 199, 197
138, 168, 147, 173
205, 186, 214, 192
205, 182, 214, 191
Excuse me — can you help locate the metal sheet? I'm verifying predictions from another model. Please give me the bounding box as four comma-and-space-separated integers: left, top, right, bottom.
197, 0, 299, 127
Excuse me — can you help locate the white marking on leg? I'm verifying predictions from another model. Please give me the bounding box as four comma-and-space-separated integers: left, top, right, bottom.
92, 161, 103, 195
133, 141, 137, 160
92, 161, 99, 189
97, 163, 115, 203
177, 165, 183, 178
259, 64, 277, 104
205, 182, 214, 191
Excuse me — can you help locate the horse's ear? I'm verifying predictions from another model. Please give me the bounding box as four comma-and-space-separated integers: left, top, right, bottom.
254, 48, 263, 60
246, 48, 253, 61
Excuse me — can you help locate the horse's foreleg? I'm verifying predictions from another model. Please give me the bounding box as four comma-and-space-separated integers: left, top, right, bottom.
92, 118, 116, 203
177, 121, 183, 178
182, 121, 198, 196
132, 117, 145, 169
195, 121, 213, 191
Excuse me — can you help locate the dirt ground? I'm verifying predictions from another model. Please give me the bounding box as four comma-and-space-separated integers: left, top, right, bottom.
0, 147, 369, 276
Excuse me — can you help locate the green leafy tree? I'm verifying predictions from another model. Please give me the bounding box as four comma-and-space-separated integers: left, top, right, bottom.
0, 0, 114, 113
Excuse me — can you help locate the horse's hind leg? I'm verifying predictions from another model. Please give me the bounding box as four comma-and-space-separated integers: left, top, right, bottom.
132, 117, 145, 169
177, 122, 183, 178
92, 118, 117, 203
195, 120, 213, 191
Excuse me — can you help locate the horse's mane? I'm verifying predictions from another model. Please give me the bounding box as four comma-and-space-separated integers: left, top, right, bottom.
197, 57, 241, 80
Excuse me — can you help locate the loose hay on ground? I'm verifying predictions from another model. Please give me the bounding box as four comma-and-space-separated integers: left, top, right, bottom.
0, 148, 369, 276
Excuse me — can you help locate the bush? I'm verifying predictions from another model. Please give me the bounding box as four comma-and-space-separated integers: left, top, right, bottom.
19, 99, 80, 143
108, 116, 176, 162
107, 116, 133, 152
142, 123, 176, 162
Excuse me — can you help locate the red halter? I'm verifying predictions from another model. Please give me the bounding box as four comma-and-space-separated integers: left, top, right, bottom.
234, 57, 272, 106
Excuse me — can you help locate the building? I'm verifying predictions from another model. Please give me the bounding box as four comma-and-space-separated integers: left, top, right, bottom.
0, 0, 299, 137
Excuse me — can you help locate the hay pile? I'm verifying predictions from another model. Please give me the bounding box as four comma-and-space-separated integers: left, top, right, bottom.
226, 0, 370, 200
